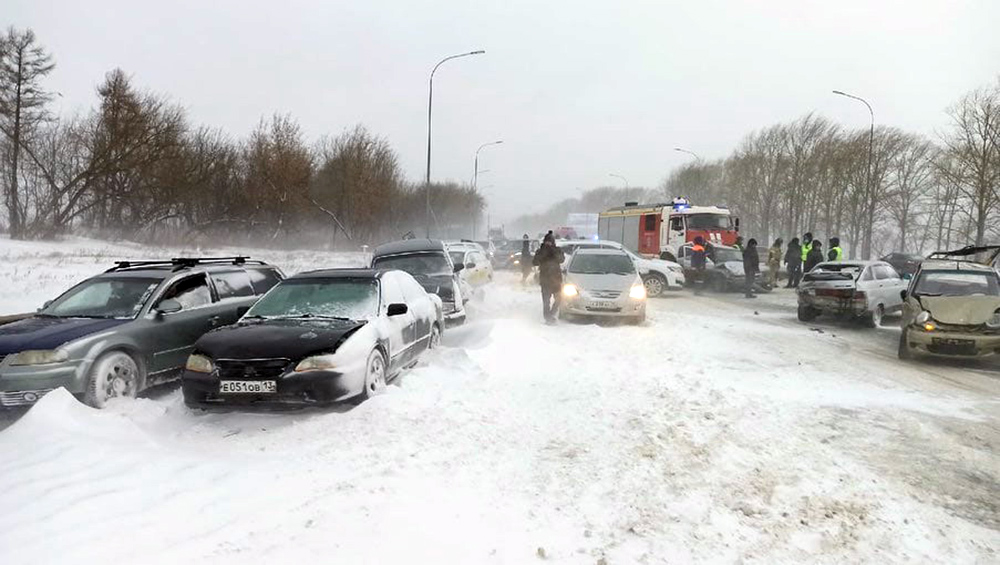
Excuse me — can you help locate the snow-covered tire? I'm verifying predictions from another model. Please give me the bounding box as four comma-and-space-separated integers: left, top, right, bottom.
864, 304, 884, 328
361, 349, 387, 401
84, 351, 143, 409
797, 305, 818, 322
643, 274, 666, 298
898, 329, 914, 360
428, 323, 442, 350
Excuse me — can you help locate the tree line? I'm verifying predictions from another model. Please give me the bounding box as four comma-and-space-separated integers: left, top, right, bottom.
0, 27, 484, 247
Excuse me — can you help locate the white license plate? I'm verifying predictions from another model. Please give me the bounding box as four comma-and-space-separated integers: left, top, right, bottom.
219, 380, 277, 394
591, 301, 617, 309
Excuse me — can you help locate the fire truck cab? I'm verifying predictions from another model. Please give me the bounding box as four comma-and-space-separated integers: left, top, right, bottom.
597, 198, 739, 262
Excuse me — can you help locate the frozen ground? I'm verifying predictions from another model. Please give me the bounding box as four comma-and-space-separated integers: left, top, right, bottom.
0, 238, 998, 564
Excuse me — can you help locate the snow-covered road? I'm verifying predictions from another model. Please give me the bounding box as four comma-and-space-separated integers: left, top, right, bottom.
0, 239, 998, 564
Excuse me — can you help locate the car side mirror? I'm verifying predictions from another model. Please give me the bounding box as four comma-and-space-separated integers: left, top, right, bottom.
902, 273, 912, 281
237, 305, 251, 318
38, 300, 53, 312
453, 263, 465, 273
900, 290, 907, 300
157, 299, 183, 315
387, 303, 408, 317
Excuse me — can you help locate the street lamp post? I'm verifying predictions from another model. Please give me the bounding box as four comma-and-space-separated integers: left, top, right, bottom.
473, 140, 503, 190
673, 147, 702, 161
609, 173, 629, 201
425, 50, 486, 238
832, 89, 875, 258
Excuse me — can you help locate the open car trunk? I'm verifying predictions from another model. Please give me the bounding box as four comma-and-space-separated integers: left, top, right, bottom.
928, 245, 1000, 267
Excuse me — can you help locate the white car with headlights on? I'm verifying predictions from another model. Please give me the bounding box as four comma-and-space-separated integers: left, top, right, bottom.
560, 248, 647, 324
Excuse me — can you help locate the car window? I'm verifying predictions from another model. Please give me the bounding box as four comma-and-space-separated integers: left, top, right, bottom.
914, 271, 1000, 297
373, 252, 452, 277
247, 268, 282, 294
247, 278, 378, 319
158, 274, 212, 310
449, 251, 466, 265
670, 217, 684, 231
212, 271, 254, 299
398, 273, 429, 302
860, 268, 874, 281
381, 274, 406, 307
44, 277, 160, 319
874, 265, 898, 280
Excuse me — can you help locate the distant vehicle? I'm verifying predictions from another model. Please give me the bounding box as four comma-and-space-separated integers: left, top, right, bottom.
880, 252, 925, 277
445, 241, 494, 288
555, 239, 684, 297
371, 239, 468, 327
0, 257, 284, 408
560, 248, 647, 324
598, 198, 739, 262
898, 245, 1000, 360
676, 243, 769, 293
554, 226, 578, 240
496, 239, 540, 270
182, 269, 442, 408
796, 261, 906, 327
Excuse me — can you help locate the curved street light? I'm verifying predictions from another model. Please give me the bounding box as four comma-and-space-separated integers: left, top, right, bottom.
833, 89, 875, 258
673, 147, 702, 161
609, 173, 630, 201
424, 49, 486, 237
474, 140, 503, 190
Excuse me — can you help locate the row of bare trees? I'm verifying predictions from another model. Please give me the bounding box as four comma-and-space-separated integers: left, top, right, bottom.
0, 27, 484, 247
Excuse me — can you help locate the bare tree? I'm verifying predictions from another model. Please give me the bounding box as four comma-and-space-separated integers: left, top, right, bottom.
886, 133, 936, 252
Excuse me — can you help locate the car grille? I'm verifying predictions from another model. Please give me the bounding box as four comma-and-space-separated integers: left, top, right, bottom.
0, 389, 55, 407
589, 290, 622, 299
216, 359, 290, 380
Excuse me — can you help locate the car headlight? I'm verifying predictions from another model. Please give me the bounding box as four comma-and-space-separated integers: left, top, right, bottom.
185, 354, 215, 374
915, 311, 931, 325
987, 309, 1000, 329
10, 349, 68, 366
668, 265, 683, 273
562, 284, 579, 297
629, 284, 647, 300
294, 355, 337, 372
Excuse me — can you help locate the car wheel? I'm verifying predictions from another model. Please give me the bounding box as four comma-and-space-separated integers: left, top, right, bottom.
797, 305, 818, 322
428, 323, 442, 350
864, 304, 884, 328
362, 349, 387, 400
84, 351, 143, 409
643, 274, 666, 298
898, 329, 914, 360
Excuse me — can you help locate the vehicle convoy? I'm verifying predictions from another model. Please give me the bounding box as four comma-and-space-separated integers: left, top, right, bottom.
370, 239, 468, 326
0, 257, 284, 408
556, 239, 685, 297
598, 197, 739, 262
796, 261, 906, 327
445, 240, 494, 287
676, 243, 770, 293
560, 248, 647, 324
898, 246, 1000, 360
182, 269, 442, 408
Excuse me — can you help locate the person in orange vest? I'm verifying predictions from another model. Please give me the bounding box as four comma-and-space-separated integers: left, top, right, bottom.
691, 236, 708, 295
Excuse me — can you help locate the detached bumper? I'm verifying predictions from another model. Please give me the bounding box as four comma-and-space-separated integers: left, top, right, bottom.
182, 368, 364, 408
905, 329, 1000, 358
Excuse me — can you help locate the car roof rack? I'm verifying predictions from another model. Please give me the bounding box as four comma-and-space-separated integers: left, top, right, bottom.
927, 245, 1000, 266
105, 256, 267, 273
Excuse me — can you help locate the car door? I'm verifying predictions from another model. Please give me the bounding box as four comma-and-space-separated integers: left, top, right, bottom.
146, 273, 217, 374
381, 273, 416, 370
399, 273, 435, 351
878, 265, 906, 311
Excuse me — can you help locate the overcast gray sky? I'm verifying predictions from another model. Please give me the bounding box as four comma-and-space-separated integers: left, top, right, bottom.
8, 0, 1000, 223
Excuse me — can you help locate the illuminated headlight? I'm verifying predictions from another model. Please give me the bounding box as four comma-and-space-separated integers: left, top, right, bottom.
987, 310, 1000, 329
562, 284, 579, 297
915, 311, 931, 325
513, 259, 520, 265
185, 354, 215, 374
629, 285, 647, 300
295, 355, 337, 372
922, 322, 937, 332
10, 350, 68, 366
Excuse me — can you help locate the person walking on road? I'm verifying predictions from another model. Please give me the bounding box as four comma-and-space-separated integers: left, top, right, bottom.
805, 240, 824, 273
785, 237, 803, 288
532, 232, 565, 324
520, 234, 533, 284
767, 238, 783, 288
691, 236, 708, 296
828, 237, 844, 262
742, 238, 760, 298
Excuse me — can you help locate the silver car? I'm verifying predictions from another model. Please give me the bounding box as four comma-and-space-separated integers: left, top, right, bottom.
559, 248, 647, 324
797, 261, 907, 327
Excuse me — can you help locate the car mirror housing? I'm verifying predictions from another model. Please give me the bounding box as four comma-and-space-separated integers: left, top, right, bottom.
387, 303, 409, 317
900, 289, 907, 300
466, 262, 476, 269
157, 299, 183, 315
453, 263, 465, 273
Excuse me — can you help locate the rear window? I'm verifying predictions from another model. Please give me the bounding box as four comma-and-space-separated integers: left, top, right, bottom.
212, 271, 254, 299
247, 268, 282, 295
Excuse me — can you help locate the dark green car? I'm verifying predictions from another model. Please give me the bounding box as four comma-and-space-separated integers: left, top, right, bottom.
0, 257, 283, 408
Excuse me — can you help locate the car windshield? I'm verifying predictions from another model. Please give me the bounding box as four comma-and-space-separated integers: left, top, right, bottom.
913, 270, 1000, 297
246, 279, 379, 319
42, 277, 161, 319
687, 214, 733, 230
709, 247, 743, 263
569, 253, 635, 275
373, 252, 452, 277
448, 251, 466, 265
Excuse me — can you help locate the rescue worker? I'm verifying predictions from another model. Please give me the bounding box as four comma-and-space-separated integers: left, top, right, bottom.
742, 238, 760, 298
691, 236, 708, 296
733, 236, 744, 251
828, 237, 844, 262
519, 234, 532, 284
801, 232, 814, 264
767, 238, 783, 288
785, 237, 803, 288
532, 232, 566, 324
805, 240, 824, 273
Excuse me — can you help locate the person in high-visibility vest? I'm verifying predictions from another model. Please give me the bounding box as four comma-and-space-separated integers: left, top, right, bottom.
800, 232, 814, 263
827, 237, 844, 261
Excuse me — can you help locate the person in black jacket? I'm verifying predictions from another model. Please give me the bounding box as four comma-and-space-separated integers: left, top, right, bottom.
690, 236, 708, 295
742, 238, 760, 298
804, 240, 825, 273
519, 234, 532, 284
532, 232, 566, 324
784, 237, 802, 288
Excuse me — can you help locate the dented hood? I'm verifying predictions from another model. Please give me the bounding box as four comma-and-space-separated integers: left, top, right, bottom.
920, 296, 1000, 325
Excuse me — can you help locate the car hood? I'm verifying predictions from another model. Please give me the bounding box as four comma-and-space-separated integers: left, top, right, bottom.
718, 261, 745, 276
921, 296, 1000, 325
195, 319, 368, 361
567, 272, 637, 292
0, 316, 129, 355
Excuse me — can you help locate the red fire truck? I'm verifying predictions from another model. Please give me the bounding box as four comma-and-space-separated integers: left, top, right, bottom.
597, 198, 739, 261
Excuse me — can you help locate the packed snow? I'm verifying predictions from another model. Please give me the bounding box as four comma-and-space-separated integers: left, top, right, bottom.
0, 237, 998, 564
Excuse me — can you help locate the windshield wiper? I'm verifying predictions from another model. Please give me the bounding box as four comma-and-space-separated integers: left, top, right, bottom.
915, 292, 942, 297
279, 314, 354, 321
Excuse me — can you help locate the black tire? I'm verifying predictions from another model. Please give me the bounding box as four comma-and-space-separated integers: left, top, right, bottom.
864, 304, 884, 328
643, 274, 667, 298
84, 350, 144, 409
898, 329, 914, 360
797, 305, 818, 322
428, 323, 442, 350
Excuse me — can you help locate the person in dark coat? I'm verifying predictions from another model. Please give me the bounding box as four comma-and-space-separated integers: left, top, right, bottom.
742, 238, 760, 298
784, 237, 802, 288
690, 236, 708, 295
804, 240, 824, 273
532, 232, 566, 323
519, 234, 532, 284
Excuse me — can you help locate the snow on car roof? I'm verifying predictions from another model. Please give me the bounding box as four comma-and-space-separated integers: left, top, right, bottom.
572, 247, 628, 255
291, 268, 386, 280
373, 239, 447, 256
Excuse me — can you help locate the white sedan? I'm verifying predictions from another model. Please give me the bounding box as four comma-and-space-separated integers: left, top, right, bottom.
556, 239, 684, 297
560, 248, 647, 324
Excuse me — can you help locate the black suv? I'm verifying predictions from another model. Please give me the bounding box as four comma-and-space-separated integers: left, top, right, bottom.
371, 239, 468, 326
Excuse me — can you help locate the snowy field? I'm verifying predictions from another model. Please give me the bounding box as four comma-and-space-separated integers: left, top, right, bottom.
0, 237, 998, 564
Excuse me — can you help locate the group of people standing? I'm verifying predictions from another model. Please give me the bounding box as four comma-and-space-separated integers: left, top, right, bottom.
770, 232, 844, 288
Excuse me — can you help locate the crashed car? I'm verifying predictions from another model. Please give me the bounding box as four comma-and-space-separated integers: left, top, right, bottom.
677, 243, 770, 293
797, 261, 906, 327
898, 246, 1000, 360
371, 239, 468, 327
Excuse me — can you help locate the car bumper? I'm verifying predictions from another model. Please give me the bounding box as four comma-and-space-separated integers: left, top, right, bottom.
182, 367, 365, 408
905, 329, 1000, 358
798, 294, 867, 315
562, 296, 646, 317
443, 303, 466, 327
0, 359, 90, 406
